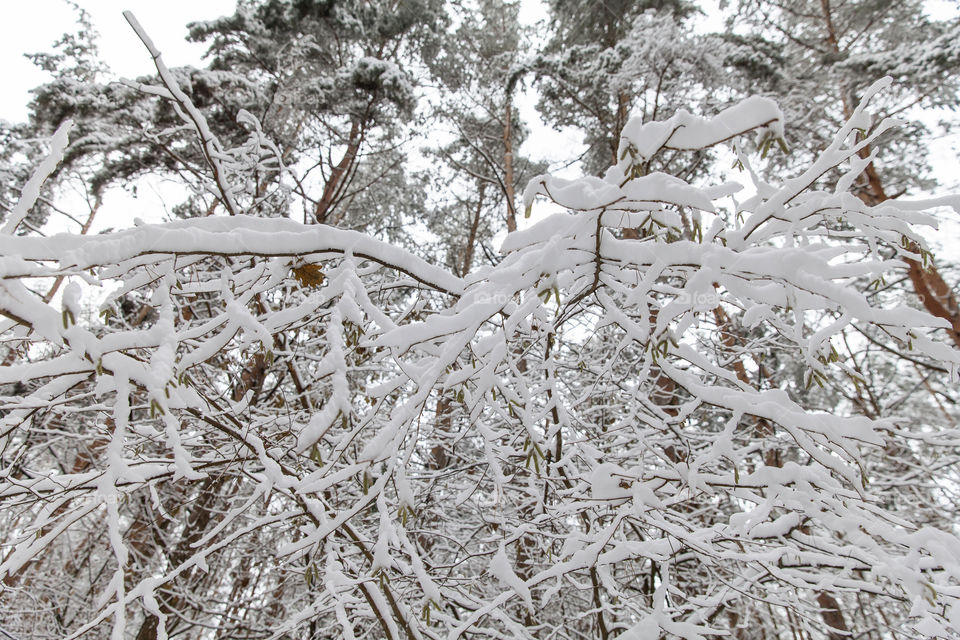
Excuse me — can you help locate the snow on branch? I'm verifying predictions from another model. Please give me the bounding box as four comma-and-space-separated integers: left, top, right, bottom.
2, 70, 959, 640
0, 119, 73, 236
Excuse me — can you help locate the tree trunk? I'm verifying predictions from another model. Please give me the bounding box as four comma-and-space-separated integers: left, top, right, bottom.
315, 119, 363, 225
504, 98, 518, 233
135, 477, 223, 640
818, 0, 960, 348
817, 591, 851, 640
460, 182, 486, 276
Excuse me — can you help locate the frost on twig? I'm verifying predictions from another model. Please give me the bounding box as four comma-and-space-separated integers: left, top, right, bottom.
1, 71, 959, 640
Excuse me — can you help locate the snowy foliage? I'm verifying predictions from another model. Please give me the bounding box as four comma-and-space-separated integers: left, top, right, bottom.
729, 0, 960, 197
2, 5, 960, 640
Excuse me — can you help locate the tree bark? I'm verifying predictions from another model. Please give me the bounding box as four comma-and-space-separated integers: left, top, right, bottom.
817, 591, 851, 640
134, 477, 223, 640
818, 0, 960, 348
315, 119, 363, 225
504, 98, 518, 233
460, 182, 486, 276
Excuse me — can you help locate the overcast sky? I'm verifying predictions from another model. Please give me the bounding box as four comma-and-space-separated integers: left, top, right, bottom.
0, 0, 237, 123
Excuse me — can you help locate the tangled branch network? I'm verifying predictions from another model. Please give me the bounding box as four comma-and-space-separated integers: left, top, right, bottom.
1, 14, 960, 640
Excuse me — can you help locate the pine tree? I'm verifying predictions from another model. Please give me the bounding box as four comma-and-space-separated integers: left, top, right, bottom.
1, 3, 105, 234
24, 0, 448, 236
728, 0, 960, 198
4, 3, 960, 639
426, 0, 545, 274
534, 0, 723, 176
719, 3, 960, 633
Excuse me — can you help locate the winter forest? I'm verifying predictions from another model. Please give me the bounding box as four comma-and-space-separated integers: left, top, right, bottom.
3, 0, 960, 638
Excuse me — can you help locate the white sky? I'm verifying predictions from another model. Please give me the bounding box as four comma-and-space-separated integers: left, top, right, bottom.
0, 0, 237, 123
